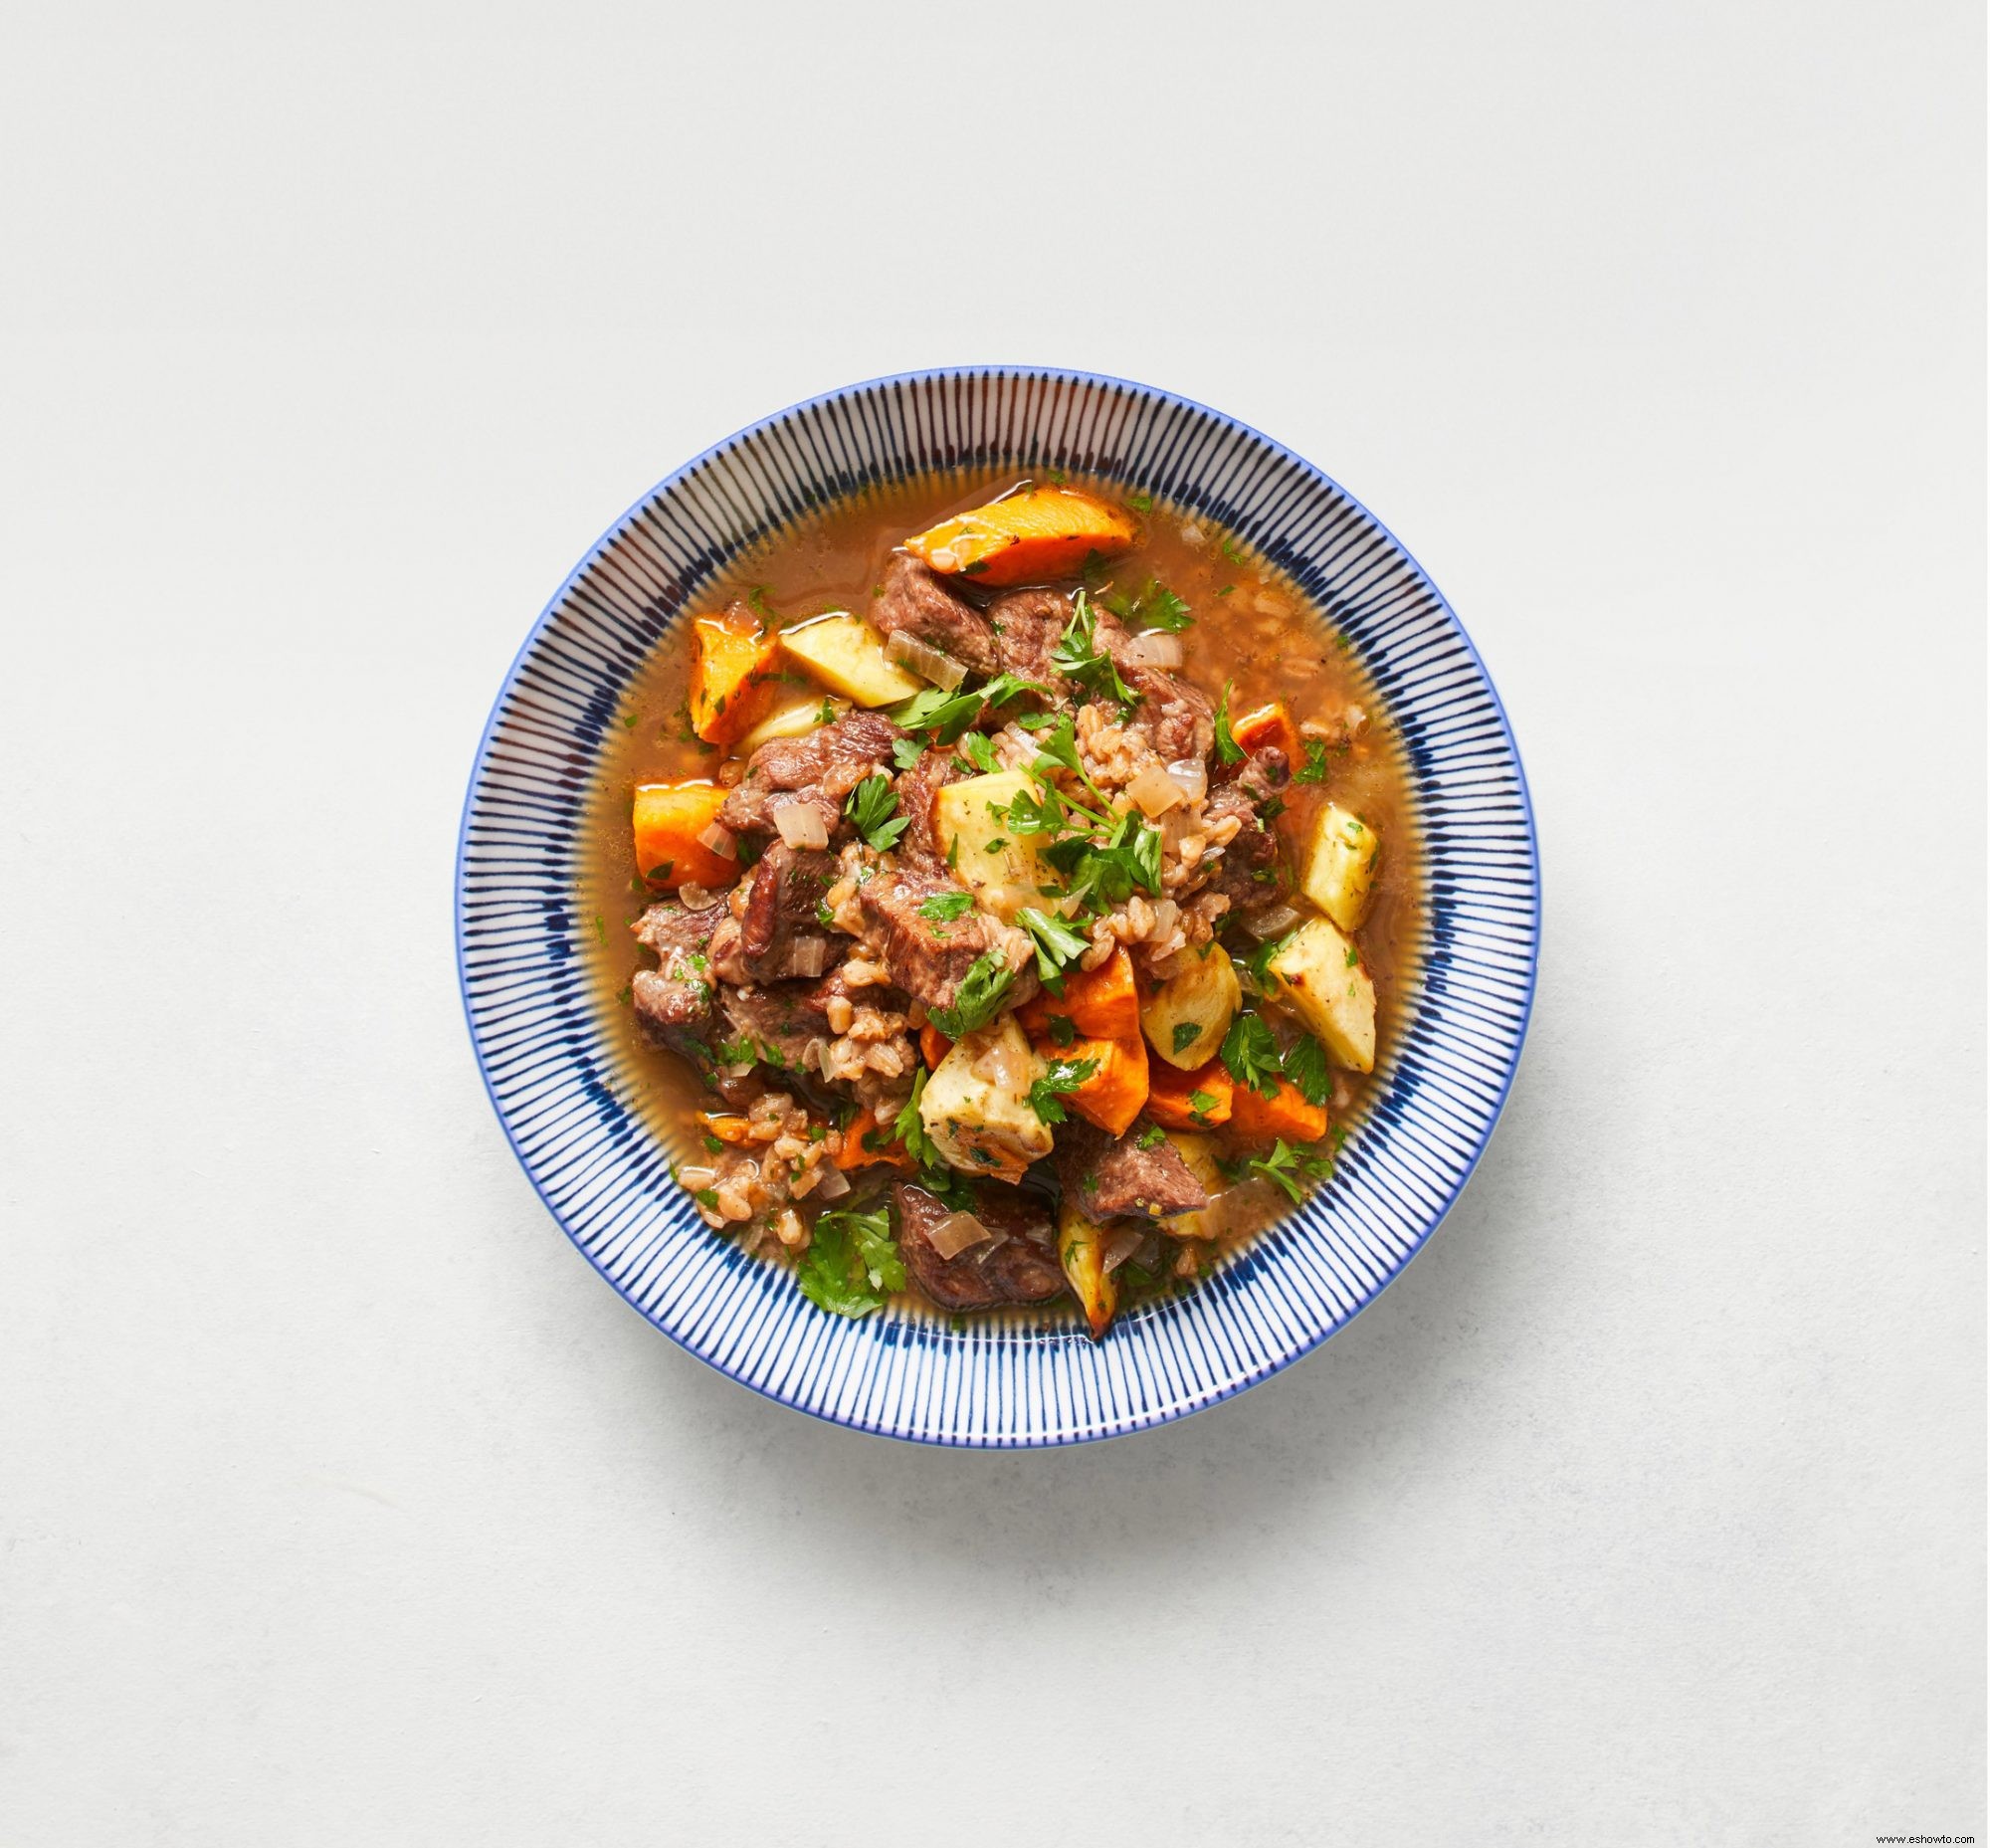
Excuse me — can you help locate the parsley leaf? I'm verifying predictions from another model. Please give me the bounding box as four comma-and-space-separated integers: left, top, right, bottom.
1136, 1125, 1166, 1149
958, 731, 1001, 774
1213, 680, 1245, 764
1281, 1034, 1331, 1107
1027, 1056, 1099, 1125
845, 773, 908, 852
1047, 810, 1163, 913
1240, 930, 1294, 994
1171, 1021, 1203, 1055
796, 1204, 903, 1318
918, 891, 977, 924
1219, 1011, 1285, 1099
1026, 711, 1108, 811
1187, 1088, 1218, 1123
1052, 591, 1141, 714
1017, 907, 1090, 981
1246, 1138, 1334, 1205
927, 951, 1015, 1038
891, 672, 1048, 745
895, 1070, 943, 1172
892, 735, 927, 770
815, 898, 837, 928
1294, 736, 1329, 783
1107, 577, 1193, 633
1048, 1014, 1078, 1048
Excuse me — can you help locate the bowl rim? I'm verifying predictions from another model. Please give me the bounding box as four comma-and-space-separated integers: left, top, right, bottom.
455, 364, 1542, 1444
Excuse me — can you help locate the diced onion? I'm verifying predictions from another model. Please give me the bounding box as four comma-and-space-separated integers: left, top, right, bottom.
1101, 1226, 1145, 1274
813, 1165, 851, 1200
771, 798, 830, 850
885, 630, 968, 690
1120, 631, 1184, 670
770, 939, 830, 980
678, 1165, 717, 1192
678, 881, 721, 911
1165, 758, 1208, 803
974, 1033, 1034, 1094
930, 1211, 994, 1260
1126, 763, 1185, 818
1244, 903, 1301, 939
697, 821, 738, 860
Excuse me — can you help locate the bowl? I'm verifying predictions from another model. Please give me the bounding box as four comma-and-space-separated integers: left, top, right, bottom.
456, 368, 1539, 1445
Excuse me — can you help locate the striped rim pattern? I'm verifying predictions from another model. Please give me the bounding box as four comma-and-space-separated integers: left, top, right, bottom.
456, 368, 1539, 1446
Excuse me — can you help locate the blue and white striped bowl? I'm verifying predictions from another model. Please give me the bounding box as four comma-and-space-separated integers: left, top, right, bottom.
457, 369, 1539, 1446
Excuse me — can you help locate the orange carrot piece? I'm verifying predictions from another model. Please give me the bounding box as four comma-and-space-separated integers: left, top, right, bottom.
919, 1024, 952, 1070
688, 605, 780, 745
1060, 1033, 1150, 1138
1227, 1076, 1328, 1146
632, 782, 737, 890
695, 1112, 753, 1145
834, 1106, 913, 1172
1145, 1059, 1234, 1130
903, 487, 1138, 588
1018, 946, 1141, 1044
1232, 702, 1299, 765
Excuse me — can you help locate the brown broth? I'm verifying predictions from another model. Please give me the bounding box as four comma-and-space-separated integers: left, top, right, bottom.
578, 472, 1424, 1298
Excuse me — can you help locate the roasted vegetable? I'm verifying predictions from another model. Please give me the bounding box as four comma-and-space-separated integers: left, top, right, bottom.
1140, 942, 1242, 1071
918, 1023, 951, 1069
904, 486, 1138, 588
1144, 1058, 1233, 1129
631, 781, 737, 890
833, 1106, 913, 1172
918, 1017, 1053, 1183
688, 608, 780, 745
933, 768, 1047, 921
737, 692, 849, 755
1267, 919, 1376, 1073
1018, 945, 1140, 1043
780, 613, 925, 707
1230, 701, 1299, 764
1054, 1033, 1150, 1138
1058, 1195, 1118, 1339
1228, 1075, 1328, 1146
1300, 802, 1380, 932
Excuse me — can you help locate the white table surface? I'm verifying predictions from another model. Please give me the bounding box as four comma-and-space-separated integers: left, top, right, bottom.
4, 4, 1982, 1842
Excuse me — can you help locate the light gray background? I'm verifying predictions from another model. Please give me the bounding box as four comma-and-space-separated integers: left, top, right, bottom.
3, 3, 1982, 1843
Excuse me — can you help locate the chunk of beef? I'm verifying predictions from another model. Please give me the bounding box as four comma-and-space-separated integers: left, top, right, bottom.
1086, 603, 1215, 762
893, 1180, 1068, 1310
739, 840, 839, 978
1057, 1119, 1209, 1220
892, 747, 962, 875
873, 552, 999, 678
717, 711, 902, 839
985, 586, 1071, 685
857, 868, 1037, 1019
629, 900, 726, 1061
718, 980, 834, 1072
1204, 745, 1291, 917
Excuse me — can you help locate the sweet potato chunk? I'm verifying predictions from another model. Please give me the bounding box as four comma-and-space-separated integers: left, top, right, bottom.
904, 487, 1138, 588
688, 607, 779, 745
1057, 1033, 1150, 1138
1144, 1058, 1233, 1130
1228, 1076, 1328, 1146
632, 782, 737, 890
1018, 946, 1140, 1043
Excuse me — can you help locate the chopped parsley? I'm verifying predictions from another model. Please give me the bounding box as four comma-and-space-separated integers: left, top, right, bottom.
701, 1132, 723, 1154
1048, 1014, 1078, 1048
1104, 577, 1193, 633
1247, 1138, 1334, 1205
1171, 1021, 1203, 1056
1187, 1089, 1218, 1125
1045, 809, 1163, 914
646, 862, 675, 884
1027, 1057, 1099, 1125
1051, 591, 1140, 714
1219, 1010, 1285, 1099
845, 773, 908, 852
891, 672, 1046, 745
892, 735, 927, 770
957, 730, 1001, 774
815, 898, 837, 928
796, 1204, 904, 1318
1294, 737, 1329, 783
1017, 907, 1090, 981
1212, 680, 1245, 764
1126, 491, 1153, 513
895, 1071, 943, 1171
1281, 1034, 1331, 1108
1136, 1125, 1166, 1149
1026, 711, 1108, 809
918, 891, 977, 924
926, 951, 1015, 1038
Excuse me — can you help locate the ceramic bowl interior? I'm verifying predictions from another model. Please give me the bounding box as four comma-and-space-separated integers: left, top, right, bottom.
457, 369, 1539, 1446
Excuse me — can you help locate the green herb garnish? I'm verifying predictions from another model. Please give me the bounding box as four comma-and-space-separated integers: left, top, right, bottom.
1246, 1138, 1334, 1205
918, 891, 977, 924
1171, 1021, 1203, 1056
1051, 591, 1140, 714
926, 951, 1015, 1038
796, 1204, 904, 1318
1016, 906, 1090, 981
1281, 1034, 1331, 1108
1219, 1011, 1285, 1099
1213, 680, 1245, 764
845, 773, 908, 852
1027, 1057, 1099, 1125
